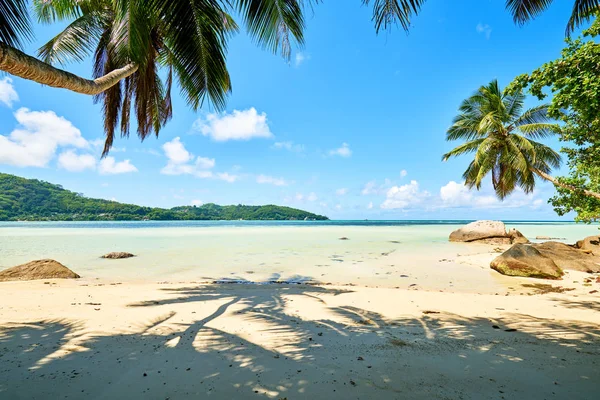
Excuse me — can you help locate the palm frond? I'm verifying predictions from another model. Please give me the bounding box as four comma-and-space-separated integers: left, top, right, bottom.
235, 0, 305, 60
0, 0, 33, 48
506, 0, 554, 25
565, 0, 600, 35
517, 122, 561, 139
37, 11, 107, 65
361, 0, 426, 32
442, 138, 485, 161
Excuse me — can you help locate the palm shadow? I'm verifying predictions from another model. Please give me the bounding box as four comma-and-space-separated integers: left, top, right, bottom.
1, 283, 599, 399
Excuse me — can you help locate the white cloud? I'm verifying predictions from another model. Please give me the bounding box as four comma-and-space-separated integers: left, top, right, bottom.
400, 169, 408, 178
272, 141, 304, 152
336, 188, 349, 196
161, 137, 216, 177
193, 108, 273, 141
380, 180, 430, 209
98, 157, 138, 175
361, 181, 381, 195
191, 200, 204, 206
335, 204, 342, 210
0, 77, 18, 107
163, 137, 193, 164
294, 52, 310, 67
57, 150, 96, 172
216, 172, 238, 183
439, 181, 544, 209
307, 192, 318, 202
256, 174, 288, 186
0, 108, 88, 168
367, 202, 374, 209
476, 23, 492, 39
329, 143, 352, 158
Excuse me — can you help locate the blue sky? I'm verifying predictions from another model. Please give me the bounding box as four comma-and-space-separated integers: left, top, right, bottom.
0, 1, 583, 219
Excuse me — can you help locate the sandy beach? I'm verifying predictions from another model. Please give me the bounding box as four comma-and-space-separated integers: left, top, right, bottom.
1, 225, 599, 399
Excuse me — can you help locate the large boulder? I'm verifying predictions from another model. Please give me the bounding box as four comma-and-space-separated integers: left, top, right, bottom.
101, 252, 135, 259
533, 241, 600, 273
575, 235, 600, 255
449, 220, 508, 242
0, 259, 80, 282
490, 244, 564, 280
508, 228, 529, 244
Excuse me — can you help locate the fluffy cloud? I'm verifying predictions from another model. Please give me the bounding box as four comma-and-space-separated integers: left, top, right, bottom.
193, 108, 273, 141
160, 137, 238, 182
476, 23, 492, 39
0, 77, 18, 107
0, 108, 88, 167
329, 143, 352, 158
440, 181, 543, 209
307, 192, 318, 202
191, 200, 204, 206
400, 169, 408, 178
161, 137, 216, 176
336, 188, 349, 196
57, 150, 96, 172
98, 157, 138, 175
256, 174, 288, 186
380, 180, 430, 209
367, 202, 374, 209
272, 141, 304, 152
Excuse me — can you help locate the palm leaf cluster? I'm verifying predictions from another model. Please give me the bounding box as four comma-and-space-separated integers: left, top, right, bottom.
443, 80, 562, 199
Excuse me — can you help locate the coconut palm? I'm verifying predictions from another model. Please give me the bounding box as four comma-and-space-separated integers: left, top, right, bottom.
0, 0, 597, 153
443, 80, 600, 200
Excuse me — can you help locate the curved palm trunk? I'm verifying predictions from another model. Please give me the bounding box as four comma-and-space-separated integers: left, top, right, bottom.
532, 168, 600, 200
0, 43, 137, 95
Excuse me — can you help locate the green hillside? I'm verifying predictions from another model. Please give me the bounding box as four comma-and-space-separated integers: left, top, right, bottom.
0, 173, 328, 221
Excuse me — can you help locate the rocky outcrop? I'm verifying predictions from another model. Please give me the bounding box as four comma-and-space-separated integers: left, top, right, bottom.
490, 245, 563, 280
0, 259, 80, 282
508, 228, 529, 244
532, 242, 600, 273
575, 235, 600, 255
449, 220, 528, 244
101, 252, 135, 259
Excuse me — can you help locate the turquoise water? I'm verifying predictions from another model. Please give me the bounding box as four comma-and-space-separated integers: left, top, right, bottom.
0, 220, 597, 291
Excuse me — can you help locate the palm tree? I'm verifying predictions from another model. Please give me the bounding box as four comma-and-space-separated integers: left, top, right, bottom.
442, 80, 600, 200
0, 0, 597, 153
0, 0, 426, 153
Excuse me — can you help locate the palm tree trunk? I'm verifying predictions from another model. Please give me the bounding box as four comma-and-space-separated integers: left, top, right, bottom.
532, 168, 600, 200
0, 43, 137, 95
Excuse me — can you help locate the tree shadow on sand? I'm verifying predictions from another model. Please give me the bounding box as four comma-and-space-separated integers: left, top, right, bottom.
1, 283, 599, 399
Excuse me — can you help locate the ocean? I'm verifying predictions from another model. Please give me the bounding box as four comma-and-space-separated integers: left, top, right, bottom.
0, 220, 597, 291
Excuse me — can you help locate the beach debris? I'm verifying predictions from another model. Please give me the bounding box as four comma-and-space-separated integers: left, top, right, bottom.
389, 338, 408, 347
422, 310, 440, 314
357, 356, 364, 361
589, 290, 598, 294
101, 252, 135, 259
490, 244, 564, 280
521, 283, 575, 295
0, 259, 80, 282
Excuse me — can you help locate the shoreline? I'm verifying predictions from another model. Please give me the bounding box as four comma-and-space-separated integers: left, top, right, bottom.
1, 278, 598, 399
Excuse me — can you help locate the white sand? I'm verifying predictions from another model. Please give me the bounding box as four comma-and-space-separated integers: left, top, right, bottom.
1, 243, 599, 400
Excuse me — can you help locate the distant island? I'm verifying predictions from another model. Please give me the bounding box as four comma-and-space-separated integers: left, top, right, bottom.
0, 173, 328, 221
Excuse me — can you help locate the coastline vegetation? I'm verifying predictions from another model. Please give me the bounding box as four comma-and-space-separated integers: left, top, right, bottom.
0, 173, 328, 221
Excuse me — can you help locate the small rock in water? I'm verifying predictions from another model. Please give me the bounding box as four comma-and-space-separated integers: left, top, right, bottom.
339, 237, 350, 240
101, 252, 135, 259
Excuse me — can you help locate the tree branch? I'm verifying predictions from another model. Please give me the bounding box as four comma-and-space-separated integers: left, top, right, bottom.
0, 43, 137, 95
533, 168, 600, 200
